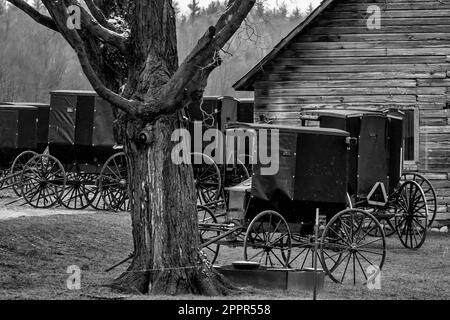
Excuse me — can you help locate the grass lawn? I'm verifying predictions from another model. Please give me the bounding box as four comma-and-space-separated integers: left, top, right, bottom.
0, 213, 448, 300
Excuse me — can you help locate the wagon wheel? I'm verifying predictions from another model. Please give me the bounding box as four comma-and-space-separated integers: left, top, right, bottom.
192, 153, 222, 205
368, 216, 396, 238
287, 231, 343, 272
401, 172, 437, 229
59, 171, 96, 210
320, 209, 386, 285
244, 210, 291, 268
393, 181, 428, 250
358, 207, 396, 238
20, 154, 66, 209
10, 150, 38, 196
223, 159, 250, 188
0, 170, 6, 190
198, 205, 220, 264
286, 234, 322, 270
99, 152, 129, 211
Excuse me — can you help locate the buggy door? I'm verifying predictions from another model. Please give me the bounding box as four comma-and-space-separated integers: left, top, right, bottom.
357, 115, 389, 198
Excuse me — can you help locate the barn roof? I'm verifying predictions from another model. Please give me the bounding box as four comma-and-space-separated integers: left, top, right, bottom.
233, 0, 335, 91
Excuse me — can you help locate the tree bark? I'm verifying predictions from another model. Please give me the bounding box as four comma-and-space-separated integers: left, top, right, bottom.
111, 113, 234, 295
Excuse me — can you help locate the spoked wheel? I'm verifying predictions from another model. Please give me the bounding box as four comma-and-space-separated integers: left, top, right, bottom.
198, 205, 220, 264
357, 207, 396, 238
223, 159, 250, 188
368, 217, 396, 237
59, 171, 95, 210
99, 152, 129, 211
287, 234, 325, 270
192, 153, 222, 205
320, 209, 386, 285
394, 181, 428, 250
21, 154, 66, 208
10, 151, 38, 196
0, 170, 6, 190
244, 210, 291, 268
401, 172, 437, 229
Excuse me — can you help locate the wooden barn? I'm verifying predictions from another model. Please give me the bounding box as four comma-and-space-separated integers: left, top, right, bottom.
233, 0, 450, 223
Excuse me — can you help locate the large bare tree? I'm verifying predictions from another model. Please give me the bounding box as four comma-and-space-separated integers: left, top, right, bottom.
7, 0, 255, 295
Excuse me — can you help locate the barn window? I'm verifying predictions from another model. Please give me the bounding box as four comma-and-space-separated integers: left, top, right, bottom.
402, 108, 419, 164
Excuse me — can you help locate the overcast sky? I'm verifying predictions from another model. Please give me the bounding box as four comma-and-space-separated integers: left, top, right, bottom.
177, 0, 322, 15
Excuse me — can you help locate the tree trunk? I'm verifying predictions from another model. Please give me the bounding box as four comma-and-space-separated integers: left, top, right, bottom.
111, 113, 234, 295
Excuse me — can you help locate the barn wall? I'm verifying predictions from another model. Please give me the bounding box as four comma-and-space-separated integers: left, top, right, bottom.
253, 0, 450, 222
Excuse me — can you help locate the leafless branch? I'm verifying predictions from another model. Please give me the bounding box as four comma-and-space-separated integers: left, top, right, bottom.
158, 0, 256, 117
7, 0, 59, 32
83, 0, 113, 30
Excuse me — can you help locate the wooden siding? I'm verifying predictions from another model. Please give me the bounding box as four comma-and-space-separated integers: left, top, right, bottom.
252, 0, 450, 221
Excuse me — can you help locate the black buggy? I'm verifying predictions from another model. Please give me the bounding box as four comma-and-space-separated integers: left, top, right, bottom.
18, 90, 129, 211
198, 123, 391, 285
0, 104, 47, 196
300, 109, 433, 249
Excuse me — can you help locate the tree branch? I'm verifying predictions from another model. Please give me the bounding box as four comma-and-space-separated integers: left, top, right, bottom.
155, 0, 256, 117
83, 0, 113, 30
7, 0, 59, 32
39, 1, 139, 117
78, 5, 128, 55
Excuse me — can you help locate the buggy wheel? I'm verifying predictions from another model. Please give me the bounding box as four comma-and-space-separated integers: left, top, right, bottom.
21, 154, 66, 208
320, 209, 386, 285
10, 151, 38, 196
198, 205, 220, 264
394, 181, 428, 250
401, 172, 437, 229
244, 210, 291, 268
358, 207, 396, 238
192, 153, 222, 205
368, 217, 396, 237
0, 170, 6, 190
287, 235, 325, 270
59, 172, 95, 210
99, 152, 129, 211
223, 159, 250, 188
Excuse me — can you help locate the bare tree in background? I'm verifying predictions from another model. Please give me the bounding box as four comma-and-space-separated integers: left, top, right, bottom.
6, 0, 255, 295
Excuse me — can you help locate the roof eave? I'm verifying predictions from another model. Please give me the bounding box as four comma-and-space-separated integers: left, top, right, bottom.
232, 0, 335, 91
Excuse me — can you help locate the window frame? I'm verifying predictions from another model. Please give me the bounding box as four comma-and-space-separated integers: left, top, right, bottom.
401, 106, 420, 169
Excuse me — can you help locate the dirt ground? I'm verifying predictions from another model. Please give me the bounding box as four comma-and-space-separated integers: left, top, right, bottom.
0, 192, 449, 300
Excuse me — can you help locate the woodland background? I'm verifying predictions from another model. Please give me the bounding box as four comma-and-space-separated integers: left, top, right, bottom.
0, 0, 313, 102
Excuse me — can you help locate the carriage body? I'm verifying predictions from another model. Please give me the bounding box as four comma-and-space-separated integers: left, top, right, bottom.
1, 102, 50, 153
225, 123, 350, 226
0, 105, 39, 170
48, 90, 117, 168
305, 110, 403, 202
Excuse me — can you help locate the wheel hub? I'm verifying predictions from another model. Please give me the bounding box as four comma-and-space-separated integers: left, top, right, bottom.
119, 179, 127, 188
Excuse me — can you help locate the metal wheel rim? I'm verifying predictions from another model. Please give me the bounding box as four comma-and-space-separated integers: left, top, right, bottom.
192, 152, 222, 205
10, 151, 38, 196
394, 181, 428, 250
198, 205, 220, 264
21, 154, 66, 209
401, 172, 437, 229
320, 209, 386, 285
244, 210, 291, 268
